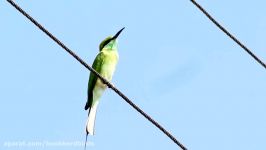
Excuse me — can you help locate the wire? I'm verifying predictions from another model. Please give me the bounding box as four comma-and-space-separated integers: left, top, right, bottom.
6, 0, 187, 149
190, 0, 266, 69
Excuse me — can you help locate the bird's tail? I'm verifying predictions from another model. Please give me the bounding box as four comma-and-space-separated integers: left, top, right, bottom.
85, 102, 99, 135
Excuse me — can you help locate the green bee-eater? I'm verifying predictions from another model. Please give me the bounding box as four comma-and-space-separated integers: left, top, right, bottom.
84, 28, 124, 137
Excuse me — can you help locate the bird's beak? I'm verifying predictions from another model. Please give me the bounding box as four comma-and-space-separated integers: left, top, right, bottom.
112, 27, 125, 40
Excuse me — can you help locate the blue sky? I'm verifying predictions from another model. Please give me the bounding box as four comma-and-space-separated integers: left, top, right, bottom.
1, 0, 266, 150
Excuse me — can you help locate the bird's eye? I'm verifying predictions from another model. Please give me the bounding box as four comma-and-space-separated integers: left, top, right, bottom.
101, 39, 112, 49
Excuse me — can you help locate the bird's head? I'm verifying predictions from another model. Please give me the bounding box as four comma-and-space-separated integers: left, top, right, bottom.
99, 27, 125, 51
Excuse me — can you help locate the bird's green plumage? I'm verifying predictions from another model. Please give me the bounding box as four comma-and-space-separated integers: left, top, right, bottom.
85, 53, 104, 109
84, 28, 124, 139
85, 37, 119, 110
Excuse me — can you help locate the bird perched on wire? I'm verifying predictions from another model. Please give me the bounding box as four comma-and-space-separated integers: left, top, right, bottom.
84, 27, 125, 140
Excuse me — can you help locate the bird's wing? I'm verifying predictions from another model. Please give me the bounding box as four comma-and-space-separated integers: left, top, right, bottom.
85, 52, 105, 110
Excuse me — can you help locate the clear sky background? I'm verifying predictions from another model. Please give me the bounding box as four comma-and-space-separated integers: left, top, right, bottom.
1, 0, 266, 150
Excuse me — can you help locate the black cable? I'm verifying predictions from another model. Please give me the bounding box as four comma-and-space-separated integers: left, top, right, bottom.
6, 0, 187, 149
191, 0, 266, 69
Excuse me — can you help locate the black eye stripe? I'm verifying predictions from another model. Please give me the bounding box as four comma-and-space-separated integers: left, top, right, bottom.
102, 39, 112, 48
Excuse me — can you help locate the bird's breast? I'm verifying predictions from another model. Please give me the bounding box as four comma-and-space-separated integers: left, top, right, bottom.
101, 51, 118, 81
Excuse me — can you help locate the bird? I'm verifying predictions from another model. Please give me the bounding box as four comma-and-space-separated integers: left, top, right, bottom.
84, 27, 125, 145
